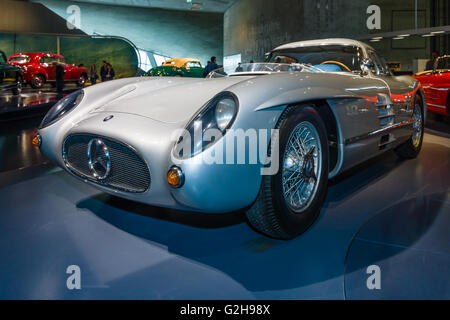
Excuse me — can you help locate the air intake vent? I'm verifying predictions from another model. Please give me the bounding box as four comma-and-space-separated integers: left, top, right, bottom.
376, 94, 395, 127
62, 134, 150, 193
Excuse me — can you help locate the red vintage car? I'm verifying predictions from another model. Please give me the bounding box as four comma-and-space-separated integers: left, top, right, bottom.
8, 53, 88, 89
412, 55, 450, 117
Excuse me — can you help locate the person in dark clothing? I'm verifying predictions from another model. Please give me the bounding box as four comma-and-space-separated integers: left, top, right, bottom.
54, 61, 65, 94
425, 51, 439, 71
235, 63, 244, 72
247, 60, 255, 71
105, 63, 115, 81
203, 61, 211, 77
203, 56, 218, 77
90, 64, 98, 85
100, 60, 108, 82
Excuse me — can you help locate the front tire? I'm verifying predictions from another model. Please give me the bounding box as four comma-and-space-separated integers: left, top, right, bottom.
12, 76, 22, 95
77, 74, 87, 87
246, 105, 329, 239
394, 96, 424, 159
31, 74, 45, 89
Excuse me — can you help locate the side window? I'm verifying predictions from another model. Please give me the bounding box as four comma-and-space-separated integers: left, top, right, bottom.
40, 56, 58, 65
187, 61, 201, 68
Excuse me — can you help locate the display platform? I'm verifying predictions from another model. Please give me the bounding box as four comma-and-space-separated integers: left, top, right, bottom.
0, 133, 448, 300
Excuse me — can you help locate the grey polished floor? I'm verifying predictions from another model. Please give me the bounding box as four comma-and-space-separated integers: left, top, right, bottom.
0, 133, 448, 299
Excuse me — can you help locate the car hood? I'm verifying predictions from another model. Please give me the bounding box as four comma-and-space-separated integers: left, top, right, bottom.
89, 76, 252, 124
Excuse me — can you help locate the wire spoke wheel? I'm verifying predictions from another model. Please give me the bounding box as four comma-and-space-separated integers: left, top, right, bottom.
412, 103, 423, 148
282, 121, 322, 213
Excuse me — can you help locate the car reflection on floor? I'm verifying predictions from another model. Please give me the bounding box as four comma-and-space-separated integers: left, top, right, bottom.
0, 85, 78, 114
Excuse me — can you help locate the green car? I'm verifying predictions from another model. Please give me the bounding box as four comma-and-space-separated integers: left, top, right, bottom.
146, 58, 204, 78
0, 50, 22, 95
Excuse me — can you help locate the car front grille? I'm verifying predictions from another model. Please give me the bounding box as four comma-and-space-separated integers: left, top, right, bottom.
62, 134, 150, 193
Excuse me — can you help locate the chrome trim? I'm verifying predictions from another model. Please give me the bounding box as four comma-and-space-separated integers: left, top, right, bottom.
87, 138, 111, 180
427, 103, 447, 109
62, 133, 151, 193
345, 119, 414, 145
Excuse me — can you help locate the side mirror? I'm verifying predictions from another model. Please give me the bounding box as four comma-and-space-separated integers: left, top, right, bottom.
360, 58, 374, 75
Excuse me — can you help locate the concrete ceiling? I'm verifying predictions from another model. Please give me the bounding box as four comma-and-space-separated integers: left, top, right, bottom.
70, 0, 239, 12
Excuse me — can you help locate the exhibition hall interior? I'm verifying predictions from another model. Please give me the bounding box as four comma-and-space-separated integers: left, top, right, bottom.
0, 0, 449, 300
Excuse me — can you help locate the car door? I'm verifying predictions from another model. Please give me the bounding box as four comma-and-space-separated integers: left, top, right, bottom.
367, 50, 414, 125
417, 71, 450, 112
366, 49, 416, 146
185, 61, 203, 78
59, 57, 74, 81
41, 55, 56, 81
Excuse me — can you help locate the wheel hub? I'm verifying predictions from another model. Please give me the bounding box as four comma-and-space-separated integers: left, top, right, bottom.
301, 153, 315, 179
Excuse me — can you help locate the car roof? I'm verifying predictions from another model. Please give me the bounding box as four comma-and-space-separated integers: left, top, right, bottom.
9, 53, 64, 58
163, 58, 201, 67
272, 38, 374, 52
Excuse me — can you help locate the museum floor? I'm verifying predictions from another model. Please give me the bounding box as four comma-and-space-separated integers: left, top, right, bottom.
0, 112, 449, 299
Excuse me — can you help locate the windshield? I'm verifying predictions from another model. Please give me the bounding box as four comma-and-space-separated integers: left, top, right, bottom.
266, 45, 363, 72
207, 63, 322, 78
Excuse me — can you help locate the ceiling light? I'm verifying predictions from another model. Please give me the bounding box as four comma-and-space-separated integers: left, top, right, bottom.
393, 37, 405, 40
422, 34, 435, 37
431, 30, 445, 34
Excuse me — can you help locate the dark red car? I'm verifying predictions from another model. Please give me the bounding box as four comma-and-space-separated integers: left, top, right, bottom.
413, 55, 450, 117
8, 53, 88, 89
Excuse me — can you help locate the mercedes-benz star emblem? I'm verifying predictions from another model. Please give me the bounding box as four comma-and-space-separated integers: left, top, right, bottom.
87, 139, 111, 180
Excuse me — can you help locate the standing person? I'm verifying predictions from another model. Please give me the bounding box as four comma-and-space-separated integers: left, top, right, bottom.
90, 64, 98, 85
425, 51, 439, 71
100, 60, 108, 82
209, 56, 218, 72
105, 63, 115, 81
235, 63, 243, 72
54, 61, 65, 95
247, 60, 255, 72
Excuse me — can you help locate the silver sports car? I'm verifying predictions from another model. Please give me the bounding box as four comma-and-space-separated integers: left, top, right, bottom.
37, 38, 425, 239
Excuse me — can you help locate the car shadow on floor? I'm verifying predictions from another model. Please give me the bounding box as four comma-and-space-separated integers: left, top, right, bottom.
73, 145, 446, 293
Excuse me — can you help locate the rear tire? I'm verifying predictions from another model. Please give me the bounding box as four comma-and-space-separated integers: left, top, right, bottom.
394, 95, 424, 159
246, 105, 329, 239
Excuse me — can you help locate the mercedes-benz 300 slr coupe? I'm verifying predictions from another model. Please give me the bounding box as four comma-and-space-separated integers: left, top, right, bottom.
36, 39, 425, 239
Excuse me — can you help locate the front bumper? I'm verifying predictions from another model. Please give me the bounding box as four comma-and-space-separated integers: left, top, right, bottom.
39, 112, 263, 213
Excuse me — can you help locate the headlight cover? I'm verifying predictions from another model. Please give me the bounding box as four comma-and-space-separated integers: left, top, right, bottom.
39, 90, 84, 129
174, 92, 239, 160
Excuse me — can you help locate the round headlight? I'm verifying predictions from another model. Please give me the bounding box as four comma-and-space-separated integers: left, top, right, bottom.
173, 92, 239, 160
215, 98, 236, 131
39, 90, 84, 129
